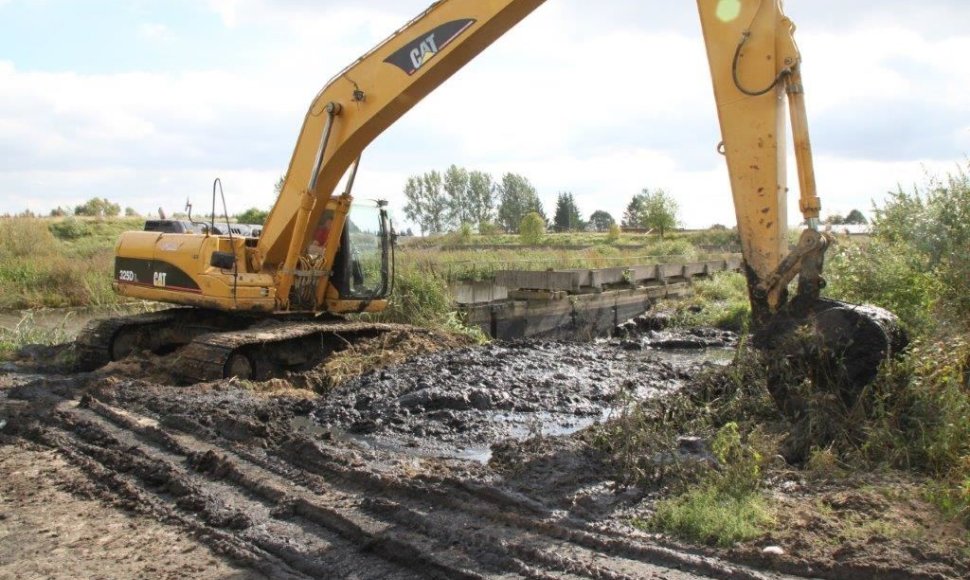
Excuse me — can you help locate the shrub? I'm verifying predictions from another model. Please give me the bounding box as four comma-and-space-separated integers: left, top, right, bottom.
518, 212, 545, 245
74, 197, 121, 217
236, 207, 269, 225
827, 165, 970, 332
606, 223, 621, 243
49, 217, 91, 240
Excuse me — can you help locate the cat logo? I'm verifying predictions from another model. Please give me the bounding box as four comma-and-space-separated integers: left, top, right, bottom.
410, 34, 440, 71
385, 19, 476, 76
153, 272, 167, 287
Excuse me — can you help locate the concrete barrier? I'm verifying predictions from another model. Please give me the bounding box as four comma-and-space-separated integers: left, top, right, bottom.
458, 255, 744, 340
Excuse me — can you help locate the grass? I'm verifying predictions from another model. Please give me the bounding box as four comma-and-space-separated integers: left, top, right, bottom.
0, 217, 139, 310
645, 485, 775, 547
669, 272, 751, 331
0, 311, 76, 359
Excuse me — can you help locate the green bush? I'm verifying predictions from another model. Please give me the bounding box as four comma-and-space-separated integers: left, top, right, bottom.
49, 217, 91, 240
518, 212, 545, 245
827, 165, 970, 333
606, 223, 621, 243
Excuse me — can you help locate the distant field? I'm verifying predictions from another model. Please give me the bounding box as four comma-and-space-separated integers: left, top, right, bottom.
0, 216, 740, 311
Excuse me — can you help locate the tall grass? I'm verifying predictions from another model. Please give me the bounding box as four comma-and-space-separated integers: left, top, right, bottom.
0, 311, 75, 359
0, 217, 128, 309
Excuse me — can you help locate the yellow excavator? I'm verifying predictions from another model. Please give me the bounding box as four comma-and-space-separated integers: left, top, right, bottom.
78, 0, 904, 409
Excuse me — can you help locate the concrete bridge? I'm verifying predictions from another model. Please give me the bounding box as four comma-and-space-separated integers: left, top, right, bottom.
453, 257, 742, 340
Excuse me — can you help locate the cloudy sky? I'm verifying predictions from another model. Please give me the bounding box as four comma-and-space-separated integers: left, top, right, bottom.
1, 0, 969, 229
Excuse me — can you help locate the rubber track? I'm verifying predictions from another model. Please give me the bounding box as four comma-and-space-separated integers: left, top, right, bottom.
75, 309, 182, 371
175, 321, 413, 382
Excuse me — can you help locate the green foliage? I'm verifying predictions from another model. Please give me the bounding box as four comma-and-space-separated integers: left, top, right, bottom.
467, 171, 497, 227
623, 188, 680, 238
647, 485, 774, 547
518, 212, 546, 245
589, 210, 615, 232
671, 272, 751, 332
478, 221, 501, 236
844, 209, 868, 225
553, 192, 584, 232
640, 189, 680, 239
370, 265, 484, 341
49, 217, 91, 240
404, 171, 450, 234
444, 164, 472, 226
0, 217, 58, 258
606, 223, 621, 243
0, 312, 75, 360
236, 207, 269, 225
711, 422, 763, 496
827, 165, 970, 333
497, 173, 544, 233
827, 240, 940, 334
74, 197, 121, 218
0, 217, 135, 309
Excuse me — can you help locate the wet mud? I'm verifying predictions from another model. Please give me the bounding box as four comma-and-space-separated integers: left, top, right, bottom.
1, 324, 965, 579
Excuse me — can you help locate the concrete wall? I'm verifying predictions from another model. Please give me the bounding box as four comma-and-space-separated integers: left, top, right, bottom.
456, 256, 743, 340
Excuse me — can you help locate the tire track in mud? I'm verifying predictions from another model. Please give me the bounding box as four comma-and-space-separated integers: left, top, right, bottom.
15, 391, 797, 580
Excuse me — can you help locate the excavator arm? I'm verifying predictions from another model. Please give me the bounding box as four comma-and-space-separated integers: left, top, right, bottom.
257, 0, 546, 303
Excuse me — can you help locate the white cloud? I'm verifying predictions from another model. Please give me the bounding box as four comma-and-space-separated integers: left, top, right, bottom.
1, 0, 968, 234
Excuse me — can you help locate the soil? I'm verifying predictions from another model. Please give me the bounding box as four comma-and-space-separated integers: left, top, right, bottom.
0, 325, 966, 579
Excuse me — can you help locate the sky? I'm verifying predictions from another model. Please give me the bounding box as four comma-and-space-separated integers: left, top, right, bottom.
1, 0, 969, 229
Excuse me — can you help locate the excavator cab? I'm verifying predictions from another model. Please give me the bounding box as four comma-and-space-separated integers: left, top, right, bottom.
330, 201, 394, 302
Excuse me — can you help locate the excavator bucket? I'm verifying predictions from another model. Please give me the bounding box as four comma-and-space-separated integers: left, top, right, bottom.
755, 298, 908, 429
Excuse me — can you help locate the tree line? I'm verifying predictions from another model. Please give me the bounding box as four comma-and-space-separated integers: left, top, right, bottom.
403, 165, 682, 237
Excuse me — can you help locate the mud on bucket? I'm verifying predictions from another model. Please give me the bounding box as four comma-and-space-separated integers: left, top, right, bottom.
756, 299, 909, 434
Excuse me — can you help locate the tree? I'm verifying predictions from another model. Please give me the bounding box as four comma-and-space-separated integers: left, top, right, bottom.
497, 173, 544, 233
125, 207, 140, 217
826, 214, 846, 225
622, 195, 647, 228
274, 174, 286, 196
553, 192, 584, 232
75, 197, 121, 218
844, 209, 868, 225
443, 165, 472, 227
403, 170, 450, 235
519, 212, 545, 245
638, 188, 679, 239
467, 170, 496, 229
237, 207, 269, 225
49, 206, 70, 217
589, 210, 615, 232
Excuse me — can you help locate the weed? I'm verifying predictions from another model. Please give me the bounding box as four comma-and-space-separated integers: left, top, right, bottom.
647, 485, 775, 547
670, 272, 750, 331
0, 311, 74, 359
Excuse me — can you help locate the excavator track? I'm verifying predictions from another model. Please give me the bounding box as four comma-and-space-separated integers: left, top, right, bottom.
175, 321, 411, 383
76, 309, 183, 371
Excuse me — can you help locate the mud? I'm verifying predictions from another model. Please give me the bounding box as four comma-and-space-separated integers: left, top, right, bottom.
1, 324, 966, 579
